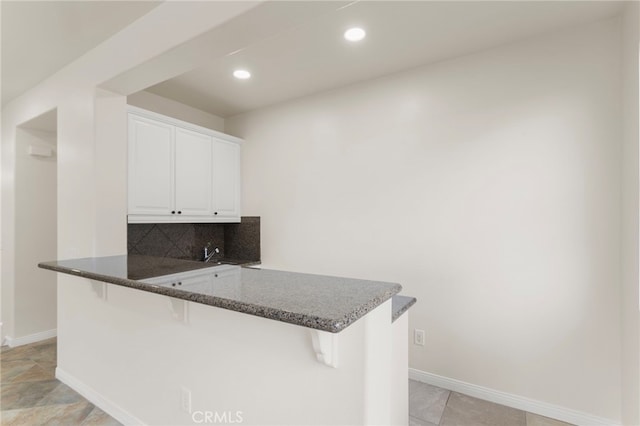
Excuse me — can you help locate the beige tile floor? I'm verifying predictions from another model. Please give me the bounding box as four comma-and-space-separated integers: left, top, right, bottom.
1, 338, 120, 425
409, 380, 575, 426
2, 338, 574, 426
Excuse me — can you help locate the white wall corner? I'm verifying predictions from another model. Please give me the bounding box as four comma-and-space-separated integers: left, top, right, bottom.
621, 1, 640, 425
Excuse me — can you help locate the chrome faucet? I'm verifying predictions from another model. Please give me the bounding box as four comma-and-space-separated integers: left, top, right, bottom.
203, 243, 220, 262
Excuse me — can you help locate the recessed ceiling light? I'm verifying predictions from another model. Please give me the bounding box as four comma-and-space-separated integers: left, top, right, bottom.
233, 69, 251, 79
344, 27, 366, 42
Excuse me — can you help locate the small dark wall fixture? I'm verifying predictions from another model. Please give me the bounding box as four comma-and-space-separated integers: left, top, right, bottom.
128, 217, 260, 263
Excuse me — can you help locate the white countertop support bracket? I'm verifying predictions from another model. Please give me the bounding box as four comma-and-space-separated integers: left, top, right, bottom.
91, 281, 107, 301
167, 297, 188, 323
311, 330, 338, 368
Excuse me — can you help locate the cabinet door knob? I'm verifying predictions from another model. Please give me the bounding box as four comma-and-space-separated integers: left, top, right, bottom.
171, 211, 175, 214
214, 212, 218, 215
178, 211, 182, 214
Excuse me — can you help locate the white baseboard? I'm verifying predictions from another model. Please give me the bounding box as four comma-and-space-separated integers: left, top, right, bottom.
4, 329, 57, 347
409, 368, 620, 426
56, 367, 146, 426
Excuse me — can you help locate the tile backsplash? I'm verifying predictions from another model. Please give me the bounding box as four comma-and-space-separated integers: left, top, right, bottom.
128, 217, 260, 262
224, 217, 261, 261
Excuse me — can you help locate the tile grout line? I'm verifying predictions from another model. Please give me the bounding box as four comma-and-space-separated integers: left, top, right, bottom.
130, 223, 155, 249
438, 389, 453, 425
1, 338, 119, 425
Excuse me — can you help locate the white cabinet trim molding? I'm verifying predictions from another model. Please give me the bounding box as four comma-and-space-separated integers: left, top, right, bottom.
127, 106, 243, 145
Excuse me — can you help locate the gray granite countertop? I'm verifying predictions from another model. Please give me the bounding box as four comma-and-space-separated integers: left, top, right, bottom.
391, 295, 416, 322
38, 255, 401, 333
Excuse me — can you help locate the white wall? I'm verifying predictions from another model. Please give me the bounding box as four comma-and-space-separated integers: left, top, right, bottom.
94, 89, 127, 257
621, 2, 640, 425
14, 125, 57, 338
226, 18, 623, 422
127, 90, 225, 132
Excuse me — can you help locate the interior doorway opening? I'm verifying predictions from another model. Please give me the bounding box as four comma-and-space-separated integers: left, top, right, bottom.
13, 108, 58, 342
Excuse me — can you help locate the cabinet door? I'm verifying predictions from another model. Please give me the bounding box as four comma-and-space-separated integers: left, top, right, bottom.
212, 138, 240, 220
175, 127, 212, 216
128, 114, 174, 215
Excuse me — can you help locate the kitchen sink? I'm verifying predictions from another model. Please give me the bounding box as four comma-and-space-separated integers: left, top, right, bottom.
204, 260, 239, 265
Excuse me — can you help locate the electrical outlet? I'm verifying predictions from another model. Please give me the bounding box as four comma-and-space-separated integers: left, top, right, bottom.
180, 386, 192, 413
414, 329, 425, 346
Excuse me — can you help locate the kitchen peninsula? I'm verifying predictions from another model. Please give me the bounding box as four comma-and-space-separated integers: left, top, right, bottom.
39, 255, 415, 425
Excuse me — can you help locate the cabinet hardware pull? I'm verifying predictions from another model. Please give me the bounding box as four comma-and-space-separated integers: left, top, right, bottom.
171, 211, 175, 214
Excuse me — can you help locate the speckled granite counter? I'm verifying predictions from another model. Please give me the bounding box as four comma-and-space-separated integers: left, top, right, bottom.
39, 255, 401, 333
391, 295, 416, 322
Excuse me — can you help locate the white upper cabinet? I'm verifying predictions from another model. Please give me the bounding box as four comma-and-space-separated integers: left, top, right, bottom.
128, 114, 174, 216
174, 127, 212, 217
212, 138, 241, 219
127, 107, 242, 223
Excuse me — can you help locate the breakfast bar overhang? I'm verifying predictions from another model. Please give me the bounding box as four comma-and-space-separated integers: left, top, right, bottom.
39, 255, 415, 425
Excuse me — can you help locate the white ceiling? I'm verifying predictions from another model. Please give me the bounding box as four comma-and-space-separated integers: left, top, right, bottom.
0, 1, 625, 114
1, 0, 161, 105
144, 1, 624, 119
